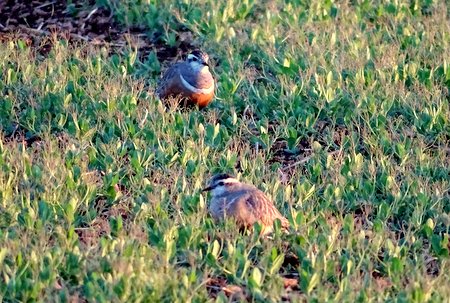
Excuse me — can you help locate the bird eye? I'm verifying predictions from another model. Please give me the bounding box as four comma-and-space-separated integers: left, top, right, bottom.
218, 181, 224, 186
192, 57, 198, 61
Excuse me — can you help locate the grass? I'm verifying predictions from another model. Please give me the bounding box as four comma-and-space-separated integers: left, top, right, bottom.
0, 0, 449, 301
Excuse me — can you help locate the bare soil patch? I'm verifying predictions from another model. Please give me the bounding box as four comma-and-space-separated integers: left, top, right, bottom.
0, 0, 195, 61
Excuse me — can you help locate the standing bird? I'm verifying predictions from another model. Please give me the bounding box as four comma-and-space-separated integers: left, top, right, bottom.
156, 50, 215, 108
202, 173, 290, 235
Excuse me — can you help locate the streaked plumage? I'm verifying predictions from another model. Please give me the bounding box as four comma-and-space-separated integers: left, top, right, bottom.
156, 50, 215, 108
202, 174, 289, 235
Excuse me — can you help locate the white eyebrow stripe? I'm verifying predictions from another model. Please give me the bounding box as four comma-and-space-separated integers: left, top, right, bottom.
187, 54, 197, 60
180, 74, 214, 95
222, 178, 239, 184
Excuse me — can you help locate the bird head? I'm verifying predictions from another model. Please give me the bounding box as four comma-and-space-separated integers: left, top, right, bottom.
187, 50, 210, 68
202, 173, 239, 195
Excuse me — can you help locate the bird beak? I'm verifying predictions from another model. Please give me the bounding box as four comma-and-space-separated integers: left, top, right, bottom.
202, 185, 213, 192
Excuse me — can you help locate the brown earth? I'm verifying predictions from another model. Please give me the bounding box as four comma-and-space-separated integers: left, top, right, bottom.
0, 0, 195, 60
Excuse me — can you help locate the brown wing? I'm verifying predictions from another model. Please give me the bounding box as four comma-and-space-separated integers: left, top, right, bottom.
226, 190, 289, 229
247, 190, 290, 229
155, 63, 182, 98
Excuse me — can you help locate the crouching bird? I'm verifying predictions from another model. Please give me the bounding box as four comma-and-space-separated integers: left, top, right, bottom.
156, 50, 215, 108
202, 173, 290, 236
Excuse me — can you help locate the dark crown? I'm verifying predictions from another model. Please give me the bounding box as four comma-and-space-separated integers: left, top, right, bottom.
190, 50, 209, 62
210, 173, 234, 184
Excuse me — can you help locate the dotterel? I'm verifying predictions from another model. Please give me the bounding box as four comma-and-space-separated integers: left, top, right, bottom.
156, 50, 215, 108
202, 173, 290, 235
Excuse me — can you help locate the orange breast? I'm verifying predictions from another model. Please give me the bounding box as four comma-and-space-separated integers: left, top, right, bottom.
159, 75, 215, 108
189, 91, 215, 108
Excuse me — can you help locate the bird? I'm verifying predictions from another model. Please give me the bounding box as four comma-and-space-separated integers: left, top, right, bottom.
156, 50, 215, 108
202, 173, 290, 235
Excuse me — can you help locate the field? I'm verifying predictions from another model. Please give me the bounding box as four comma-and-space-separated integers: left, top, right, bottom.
0, 0, 449, 302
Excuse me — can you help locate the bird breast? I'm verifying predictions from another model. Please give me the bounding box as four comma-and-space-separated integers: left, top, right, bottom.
179, 73, 214, 95
185, 68, 213, 89
209, 196, 228, 220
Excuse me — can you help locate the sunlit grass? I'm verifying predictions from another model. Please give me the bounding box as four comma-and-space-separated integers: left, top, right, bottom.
0, 0, 449, 301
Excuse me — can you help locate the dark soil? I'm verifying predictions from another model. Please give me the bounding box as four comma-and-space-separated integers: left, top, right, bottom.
0, 1, 119, 40
0, 0, 195, 61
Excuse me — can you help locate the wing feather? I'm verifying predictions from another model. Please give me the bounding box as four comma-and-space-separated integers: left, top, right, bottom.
156, 63, 182, 98
226, 189, 289, 230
